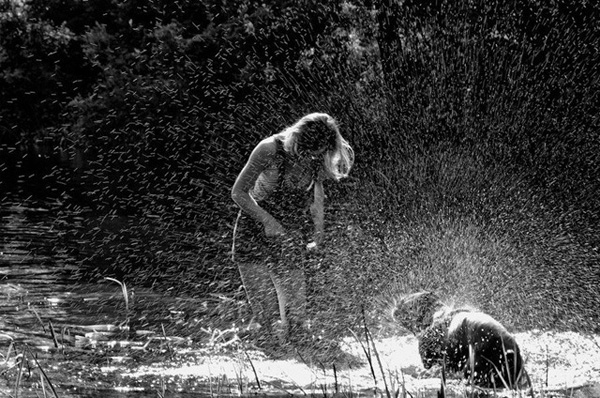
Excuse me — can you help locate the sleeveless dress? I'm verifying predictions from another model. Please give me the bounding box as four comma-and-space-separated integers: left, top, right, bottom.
232, 138, 316, 265
232, 138, 317, 336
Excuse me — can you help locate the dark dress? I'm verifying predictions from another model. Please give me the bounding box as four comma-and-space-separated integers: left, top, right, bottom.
232, 138, 316, 338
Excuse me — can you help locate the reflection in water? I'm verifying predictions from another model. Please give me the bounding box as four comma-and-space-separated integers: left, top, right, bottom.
1, 199, 75, 350
0, 198, 220, 397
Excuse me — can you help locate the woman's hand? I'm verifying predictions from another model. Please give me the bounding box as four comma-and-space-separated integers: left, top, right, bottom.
263, 217, 285, 237
306, 241, 319, 251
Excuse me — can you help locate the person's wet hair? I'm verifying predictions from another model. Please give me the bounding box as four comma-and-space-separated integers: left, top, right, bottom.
277, 112, 354, 181
298, 119, 337, 154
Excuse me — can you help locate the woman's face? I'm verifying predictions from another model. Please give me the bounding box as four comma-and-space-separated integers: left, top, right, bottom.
299, 145, 327, 161
297, 120, 336, 159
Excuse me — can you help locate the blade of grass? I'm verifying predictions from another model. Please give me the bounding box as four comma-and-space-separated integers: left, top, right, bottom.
545, 344, 549, 388
242, 348, 262, 391
439, 353, 446, 398
367, 327, 390, 398
104, 277, 129, 312
3, 340, 14, 364
14, 348, 25, 398
48, 321, 59, 349
468, 344, 475, 397
362, 307, 390, 398
156, 376, 165, 398
485, 357, 510, 392
233, 365, 244, 396
28, 306, 46, 333
526, 370, 535, 398
40, 371, 46, 398
500, 338, 514, 389
400, 368, 408, 398
348, 327, 377, 387
25, 345, 59, 398
333, 363, 338, 394
161, 323, 173, 359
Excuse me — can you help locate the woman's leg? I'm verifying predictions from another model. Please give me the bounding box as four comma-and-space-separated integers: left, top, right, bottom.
237, 260, 279, 336
234, 215, 281, 340
270, 266, 307, 340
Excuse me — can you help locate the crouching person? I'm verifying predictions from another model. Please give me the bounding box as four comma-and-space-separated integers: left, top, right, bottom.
393, 291, 528, 389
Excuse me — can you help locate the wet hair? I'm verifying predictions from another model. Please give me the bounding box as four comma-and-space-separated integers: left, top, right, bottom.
297, 119, 338, 153
393, 291, 444, 334
276, 112, 354, 181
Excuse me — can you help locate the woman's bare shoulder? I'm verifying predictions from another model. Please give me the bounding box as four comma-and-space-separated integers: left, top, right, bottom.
257, 136, 278, 150
248, 136, 279, 164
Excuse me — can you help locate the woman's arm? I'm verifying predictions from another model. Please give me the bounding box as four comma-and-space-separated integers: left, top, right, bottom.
308, 179, 325, 249
231, 138, 285, 237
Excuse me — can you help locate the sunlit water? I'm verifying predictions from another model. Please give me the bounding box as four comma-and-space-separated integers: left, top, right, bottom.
2, 199, 600, 398
0, 198, 215, 397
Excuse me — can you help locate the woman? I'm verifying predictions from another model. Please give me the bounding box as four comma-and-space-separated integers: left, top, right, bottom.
231, 112, 354, 349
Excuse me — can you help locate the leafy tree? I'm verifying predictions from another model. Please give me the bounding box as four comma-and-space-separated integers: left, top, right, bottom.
0, 1, 93, 192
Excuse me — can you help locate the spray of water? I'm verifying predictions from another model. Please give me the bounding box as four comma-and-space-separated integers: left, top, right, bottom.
2, 1, 598, 341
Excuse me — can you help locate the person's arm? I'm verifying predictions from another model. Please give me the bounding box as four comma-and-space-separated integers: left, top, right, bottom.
231, 139, 285, 237
308, 179, 325, 250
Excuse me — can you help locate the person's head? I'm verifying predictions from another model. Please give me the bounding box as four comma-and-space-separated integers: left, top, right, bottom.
278, 112, 354, 181
393, 291, 443, 335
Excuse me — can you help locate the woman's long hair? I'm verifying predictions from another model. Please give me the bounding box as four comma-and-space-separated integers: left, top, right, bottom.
276, 113, 354, 181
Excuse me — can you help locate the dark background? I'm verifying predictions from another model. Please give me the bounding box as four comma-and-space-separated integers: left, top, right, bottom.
1, 0, 599, 333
